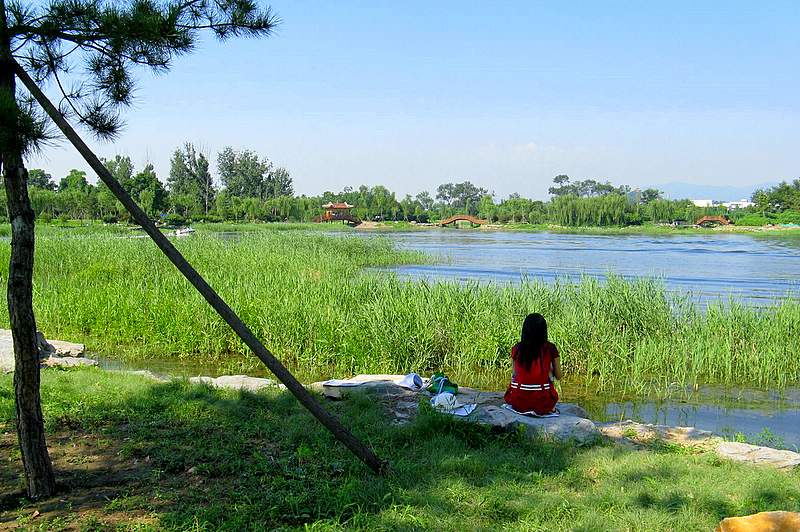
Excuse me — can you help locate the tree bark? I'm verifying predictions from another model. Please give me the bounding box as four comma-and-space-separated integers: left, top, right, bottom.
0, 0, 56, 499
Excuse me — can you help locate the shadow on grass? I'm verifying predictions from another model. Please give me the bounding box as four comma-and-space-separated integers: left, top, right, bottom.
2, 370, 799, 530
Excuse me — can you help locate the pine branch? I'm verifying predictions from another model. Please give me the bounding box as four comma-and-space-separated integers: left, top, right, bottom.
7, 0, 280, 139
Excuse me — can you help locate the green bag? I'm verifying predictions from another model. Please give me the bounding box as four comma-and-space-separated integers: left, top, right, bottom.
428, 372, 458, 395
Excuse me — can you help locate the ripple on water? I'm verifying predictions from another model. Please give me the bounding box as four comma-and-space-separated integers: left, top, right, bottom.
371, 230, 800, 306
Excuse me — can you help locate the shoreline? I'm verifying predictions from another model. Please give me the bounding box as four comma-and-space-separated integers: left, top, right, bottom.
6, 329, 799, 458
3, 365, 799, 529
16, 219, 800, 238
352, 220, 800, 236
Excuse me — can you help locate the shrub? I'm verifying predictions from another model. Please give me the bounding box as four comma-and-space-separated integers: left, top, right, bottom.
191, 214, 223, 223
777, 211, 800, 225
164, 213, 186, 227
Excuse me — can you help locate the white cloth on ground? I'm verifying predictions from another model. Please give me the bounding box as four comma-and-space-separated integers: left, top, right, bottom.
430, 392, 477, 417
320, 379, 364, 387
321, 374, 428, 389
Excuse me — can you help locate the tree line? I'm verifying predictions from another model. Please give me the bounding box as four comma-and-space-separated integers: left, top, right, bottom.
6, 158, 796, 227
7, 144, 296, 225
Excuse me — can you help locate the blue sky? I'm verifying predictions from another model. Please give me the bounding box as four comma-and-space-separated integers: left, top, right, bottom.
27, 1, 799, 199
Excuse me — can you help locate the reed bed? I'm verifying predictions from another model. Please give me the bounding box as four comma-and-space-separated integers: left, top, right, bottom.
1, 229, 798, 389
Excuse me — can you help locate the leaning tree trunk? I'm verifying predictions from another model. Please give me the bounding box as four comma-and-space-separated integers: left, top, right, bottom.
14, 61, 388, 475
0, 2, 56, 499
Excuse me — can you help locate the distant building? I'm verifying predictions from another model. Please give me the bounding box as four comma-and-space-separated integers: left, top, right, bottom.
321, 202, 354, 217
314, 202, 361, 225
722, 199, 754, 209
691, 198, 753, 210
626, 188, 642, 205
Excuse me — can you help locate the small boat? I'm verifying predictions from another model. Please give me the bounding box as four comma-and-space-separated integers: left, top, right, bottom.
174, 227, 196, 237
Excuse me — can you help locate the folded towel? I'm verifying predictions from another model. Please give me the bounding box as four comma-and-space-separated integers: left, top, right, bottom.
320, 379, 364, 387
396, 373, 425, 390
501, 403, 560, 418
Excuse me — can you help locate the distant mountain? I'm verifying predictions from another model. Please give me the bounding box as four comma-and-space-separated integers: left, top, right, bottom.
653, 182, 778, 202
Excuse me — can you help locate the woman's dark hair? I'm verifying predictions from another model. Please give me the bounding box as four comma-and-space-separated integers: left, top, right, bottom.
517, 313, 548, 371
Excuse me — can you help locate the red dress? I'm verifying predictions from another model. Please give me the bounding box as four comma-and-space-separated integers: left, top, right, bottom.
503, 342, 559, 414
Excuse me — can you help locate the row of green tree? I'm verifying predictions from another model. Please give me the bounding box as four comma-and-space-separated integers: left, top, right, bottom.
9, 144, 295, 223
8, 160, 798, 227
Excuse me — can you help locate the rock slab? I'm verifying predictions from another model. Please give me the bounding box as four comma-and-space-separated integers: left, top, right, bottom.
1, 328, 88, 372
716, 441, 800, 470
190, 375, 278, 392
471, 405, 600, 445
311, 374, 598, 443
598, 420, 719, 447
40, 355, 97, 368
311, 374, 414, 399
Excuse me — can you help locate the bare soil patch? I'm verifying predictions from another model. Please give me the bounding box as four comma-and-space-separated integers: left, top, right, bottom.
0, 425, 155, 530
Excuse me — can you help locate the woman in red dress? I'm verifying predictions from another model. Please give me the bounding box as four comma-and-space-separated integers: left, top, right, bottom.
504, 313, 563, 415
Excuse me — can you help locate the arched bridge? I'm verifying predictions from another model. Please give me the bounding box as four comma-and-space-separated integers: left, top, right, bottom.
696, 215, 730, 227
439, 214, 488, 227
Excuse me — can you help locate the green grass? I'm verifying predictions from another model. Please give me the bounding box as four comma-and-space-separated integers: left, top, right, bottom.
495, 222, 800, 236
0, 227, 798, 390
191, 221, 358, 233
1, 368, 798, 530
190, 221, 428, 233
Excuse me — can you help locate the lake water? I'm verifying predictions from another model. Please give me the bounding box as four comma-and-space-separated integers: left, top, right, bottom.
106, 228, 800, 451
99, 352, 800, 452
380, 230, 800, 306
372, 229, 800, 449
583, 385, 800, 451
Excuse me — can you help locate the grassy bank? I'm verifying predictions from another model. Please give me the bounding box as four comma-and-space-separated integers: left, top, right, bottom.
191, 221, 358, 233
1, 368, 799, 530
493, 222, 800, 237
1, 227, 798, 390
190, 220, 800, 236
5, 219, 800, 239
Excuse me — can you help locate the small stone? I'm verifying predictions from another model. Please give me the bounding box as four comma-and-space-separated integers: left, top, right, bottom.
597, 420, 718, 447
189, 375, 276, 392
42, 337, 85, 357
716, 442, 800, 469
119, 370, 169, 382
40, 356, 98, 368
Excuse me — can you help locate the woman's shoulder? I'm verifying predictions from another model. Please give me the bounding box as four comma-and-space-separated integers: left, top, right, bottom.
544, 341, 559, 357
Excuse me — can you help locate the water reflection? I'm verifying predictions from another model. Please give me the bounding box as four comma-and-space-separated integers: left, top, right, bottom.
98, 352, 800, 452
602, 399, 800, 451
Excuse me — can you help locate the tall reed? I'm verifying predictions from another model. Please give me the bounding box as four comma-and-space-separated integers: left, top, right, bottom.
1, 229, 797, 389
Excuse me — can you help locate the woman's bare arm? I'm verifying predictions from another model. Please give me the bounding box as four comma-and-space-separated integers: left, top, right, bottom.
552, 357, 563, 380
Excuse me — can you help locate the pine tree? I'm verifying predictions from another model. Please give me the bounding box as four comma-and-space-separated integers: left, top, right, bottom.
0, 0, 278, 499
